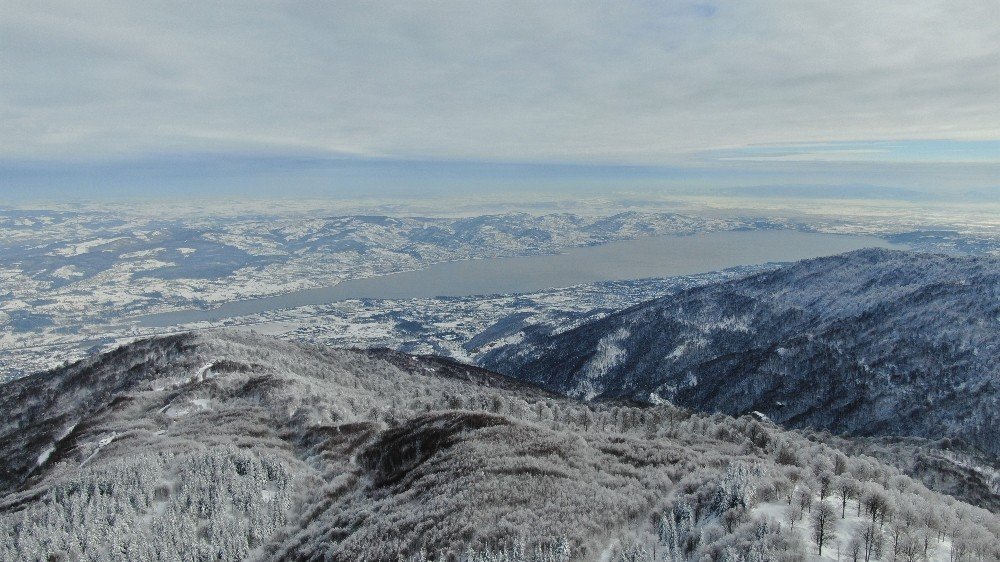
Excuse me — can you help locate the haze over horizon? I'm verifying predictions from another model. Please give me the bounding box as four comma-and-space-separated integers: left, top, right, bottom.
3, 1, 999, 202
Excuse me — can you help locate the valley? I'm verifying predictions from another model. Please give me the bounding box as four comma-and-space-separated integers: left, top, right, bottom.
2, 208, 999, 561
3, 205, 994, 381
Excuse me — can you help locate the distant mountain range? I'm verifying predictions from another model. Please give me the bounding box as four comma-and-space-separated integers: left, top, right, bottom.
483, 249, 1000, 456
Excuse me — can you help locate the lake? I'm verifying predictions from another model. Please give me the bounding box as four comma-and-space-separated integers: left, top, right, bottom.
136, 229, 905, 328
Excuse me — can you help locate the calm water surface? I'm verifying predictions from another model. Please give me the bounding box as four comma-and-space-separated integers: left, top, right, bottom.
137, 230, 904, 327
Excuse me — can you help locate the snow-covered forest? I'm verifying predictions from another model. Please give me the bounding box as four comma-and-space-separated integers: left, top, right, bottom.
486, 249, 1000, 457
1, 332, 997, 560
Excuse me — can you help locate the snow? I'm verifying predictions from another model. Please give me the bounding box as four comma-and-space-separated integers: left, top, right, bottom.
683, 371, 697, 388
647, 393, 668, 405
702, 315, 752, 333
597, 538, 620, 562
4, 328, 997, 561
48, 237, 125, 257
756, 500, 862, 561
50, 265, 84, 279
576, 327, 630, 399
0, 209, 846, 382
56, 422, 77, 441
753, 499, 953, 561
120, 248, 164, 259
191, 362, 214, 383
165, 406, 191, 418
80, 433, 118, 467
36, 446, 55, 466
190, 398, 211, 411
164, 398, 212, 418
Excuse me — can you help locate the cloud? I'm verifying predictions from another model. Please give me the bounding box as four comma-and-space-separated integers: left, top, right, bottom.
706, 140, 1000, 164
2, 1, 999, 165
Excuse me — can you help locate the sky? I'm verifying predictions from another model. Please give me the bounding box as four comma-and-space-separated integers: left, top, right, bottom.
2, 1, 999, 202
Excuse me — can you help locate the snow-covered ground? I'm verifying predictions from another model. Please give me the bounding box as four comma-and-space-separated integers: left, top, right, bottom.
2, 206, 998, 381
754, 498, 953, 561
0, 269, 762, 381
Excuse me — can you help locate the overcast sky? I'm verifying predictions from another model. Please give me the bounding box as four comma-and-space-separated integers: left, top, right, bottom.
2, 1, 999, 200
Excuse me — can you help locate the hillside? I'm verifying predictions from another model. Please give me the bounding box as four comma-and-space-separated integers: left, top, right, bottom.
482, 249, 1000, 456
3, 331, 999, 560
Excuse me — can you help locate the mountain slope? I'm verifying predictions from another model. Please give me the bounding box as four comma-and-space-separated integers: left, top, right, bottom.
4, 331, 999, 560
482, 249, 1000, 455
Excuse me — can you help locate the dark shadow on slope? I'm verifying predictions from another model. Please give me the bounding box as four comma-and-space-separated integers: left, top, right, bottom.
358, 411, 511, 488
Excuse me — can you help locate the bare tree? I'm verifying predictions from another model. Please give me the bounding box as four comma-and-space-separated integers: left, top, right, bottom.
797, 486, 814, 514
858, 521, 884, 562
833, 452, 849, 475
895, 531, 922, 562
786, 502, 803, 529
784, 467, 802, 504
847, 535, 862, 562
810, 500, 837, 556
836, 476, 858, 519
817, 471, 833, 501
862, 487, 891, 528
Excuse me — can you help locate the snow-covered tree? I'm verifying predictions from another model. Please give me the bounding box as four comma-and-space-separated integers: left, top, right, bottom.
809, 500, 837, 556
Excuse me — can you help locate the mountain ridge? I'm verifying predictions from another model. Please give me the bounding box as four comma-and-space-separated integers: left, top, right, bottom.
482, 248, 1000, 455
5, 331, 999, 560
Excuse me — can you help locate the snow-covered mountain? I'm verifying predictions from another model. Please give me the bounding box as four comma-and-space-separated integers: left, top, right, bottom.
4, 331, 998, 560
483, 249, 1000, 455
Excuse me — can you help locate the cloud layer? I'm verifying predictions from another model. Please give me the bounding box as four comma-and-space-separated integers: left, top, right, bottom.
3, 1, 999, 165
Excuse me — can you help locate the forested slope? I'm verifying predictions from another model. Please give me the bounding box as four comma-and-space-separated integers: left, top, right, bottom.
1, 332, 998, 560
483, 249, 1000, 456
